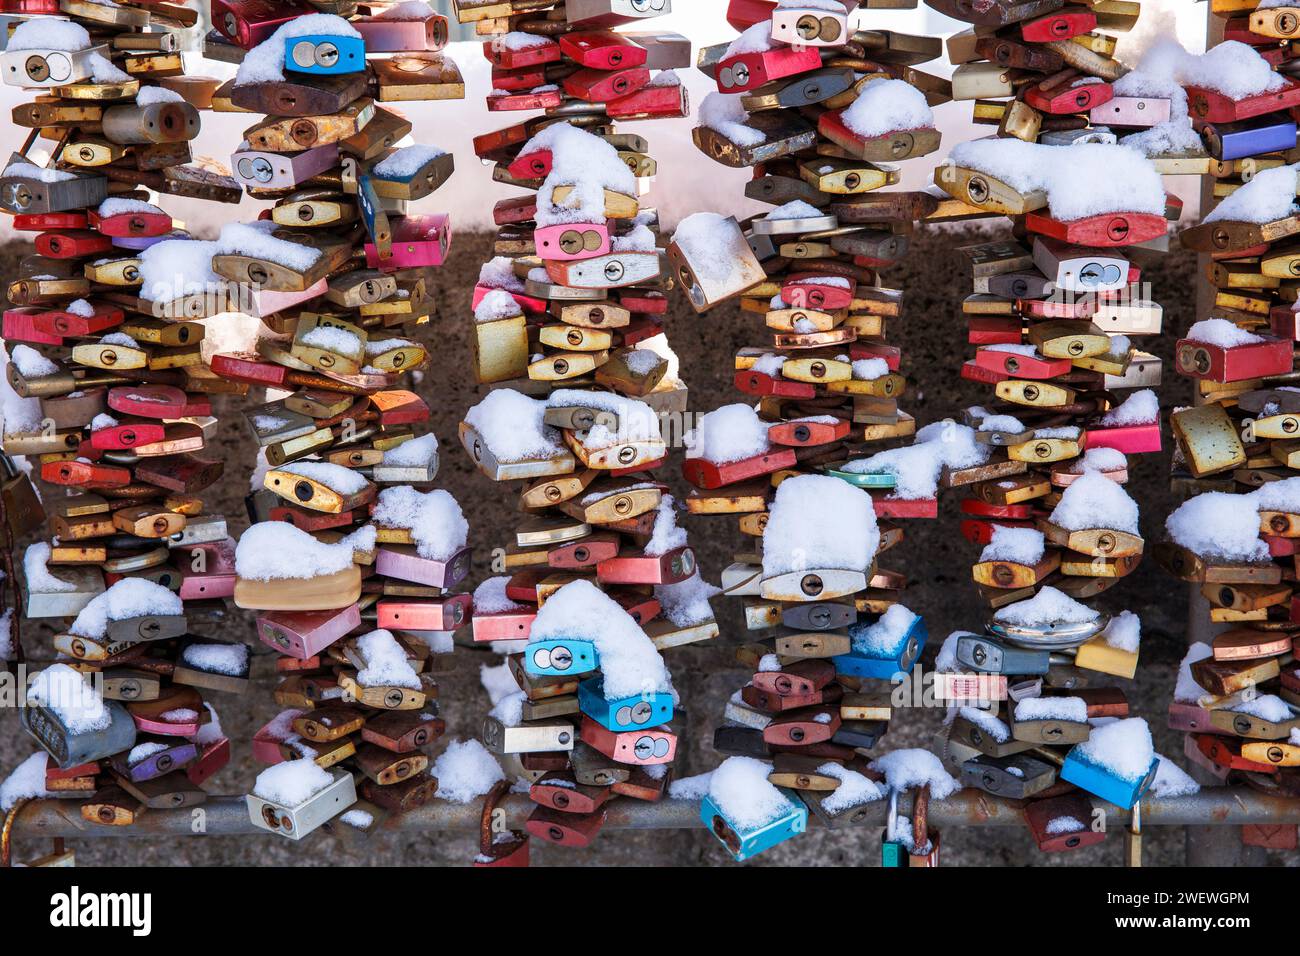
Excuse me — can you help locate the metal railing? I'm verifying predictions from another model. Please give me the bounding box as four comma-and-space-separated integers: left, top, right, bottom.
7, 789, 1299, 840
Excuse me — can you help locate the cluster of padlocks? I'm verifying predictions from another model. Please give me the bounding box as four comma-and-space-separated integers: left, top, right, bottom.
3, 0, 1299, 868
668, 0, 954, 861
0, 0, 247, 836
924, 0, 1172, 858
202, 5, 470, 838
1156, 3, 1300, 830
456, 0, 726, 861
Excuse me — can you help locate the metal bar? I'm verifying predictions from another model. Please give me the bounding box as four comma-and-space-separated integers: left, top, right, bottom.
11, 789, 1300, 839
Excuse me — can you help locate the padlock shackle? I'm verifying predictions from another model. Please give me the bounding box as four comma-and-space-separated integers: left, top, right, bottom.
479, 779, 511, 855
913, 784, 930, 848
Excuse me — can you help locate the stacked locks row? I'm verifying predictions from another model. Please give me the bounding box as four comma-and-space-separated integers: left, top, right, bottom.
194, 3, 473, 839
455, 0, 720, 863
1, 0, 249, 841
670, 0, 960, 863
1159, 0, 1300, 845
923, 0, 1179, 860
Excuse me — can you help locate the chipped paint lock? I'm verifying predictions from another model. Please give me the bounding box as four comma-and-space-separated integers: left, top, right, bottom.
49, 886, 152, 936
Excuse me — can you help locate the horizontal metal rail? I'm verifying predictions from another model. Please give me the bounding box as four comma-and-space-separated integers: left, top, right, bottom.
8, 788, 1300, 839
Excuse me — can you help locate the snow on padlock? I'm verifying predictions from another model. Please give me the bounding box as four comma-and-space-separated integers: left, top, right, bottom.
487, 87, 563, 112
832, 610, 927, 679
23, 682, 136, 769
701, 786, 806, 862
90, 206, 172, 238
375, 543, 471, 589
1024, 793, 1106, 852
108, 384, 210, 419
256, 604, 361, 660
818, 109, 941, 162
352, 10, 447, 52
1059, 735, 1159, 809
577, 676, 673, 732
283, 32, 365, 75
128, 686, 205, 736
23, 562, 103, 620
781, 274, 855, 310
1174, 331, 1291, 382
770, 3, 849, 45
1185, 80, 1300, 124
533, 221, 611, 261
112, 739, 198, 783
714, 43, 821, 93
472, 282, 545, 318
524, 638, 598, 677
579, 714, 676, 765
251, 710, 302, 764
482, 35, 560, 69
247, 768, 356, 841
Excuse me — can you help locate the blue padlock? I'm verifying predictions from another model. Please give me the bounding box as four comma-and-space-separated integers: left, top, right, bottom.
1205, 118, 1296, 162
832, 610, 926, 679
284, 33, 365, 75
577, 676, 673, 732
823, 467, 896, 490
700, 788, 807, 862
1060, 747, 1159, 809
523, 638, 598, 677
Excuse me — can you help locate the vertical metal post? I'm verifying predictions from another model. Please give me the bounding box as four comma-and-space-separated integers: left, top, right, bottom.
1184, 5, 1266, 868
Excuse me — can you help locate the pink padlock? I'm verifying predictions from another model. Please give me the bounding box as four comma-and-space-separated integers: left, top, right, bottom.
256, 604, 361, 659
1084, 423, 1161, 454
252, 710, 305, 764
375, 543, 472, 589
1167, 701, 1230, 735
472, 609, 536, 643
1089, 96, 1170, 128
534, 221, 611, 261
245, 278, 329, 318
367, 213, 450, 270
781, 275, 855, 311
352, 11, 447, 52
178, 540, 237, 601
471, 283, 547, 315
